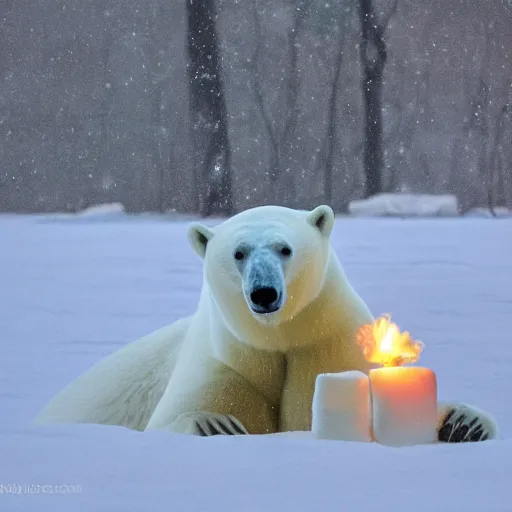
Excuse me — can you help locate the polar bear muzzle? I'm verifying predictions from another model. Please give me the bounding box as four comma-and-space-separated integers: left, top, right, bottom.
242, 248, 286, 315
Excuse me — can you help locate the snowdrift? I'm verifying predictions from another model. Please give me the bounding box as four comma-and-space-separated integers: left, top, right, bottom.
2, 214, 511, 511
348, 193, 459, 217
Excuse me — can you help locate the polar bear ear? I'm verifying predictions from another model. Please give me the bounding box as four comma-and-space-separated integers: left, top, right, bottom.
187, 223, 215, 259
306, 205, 335, 237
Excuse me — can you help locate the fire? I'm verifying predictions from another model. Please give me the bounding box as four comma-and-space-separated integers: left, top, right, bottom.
357, 314, 424, 367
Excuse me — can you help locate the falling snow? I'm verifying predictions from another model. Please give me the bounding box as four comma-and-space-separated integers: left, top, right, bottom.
0, 0, 510, 213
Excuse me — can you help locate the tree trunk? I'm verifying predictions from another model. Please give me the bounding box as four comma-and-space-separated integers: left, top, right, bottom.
357, 0, 394, 198
186, 0, 232, 216
361, 71, 384, 197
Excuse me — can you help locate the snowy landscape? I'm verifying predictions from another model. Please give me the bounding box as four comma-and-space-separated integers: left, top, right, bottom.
2, 0, 512, 509
2, 212, 512, 511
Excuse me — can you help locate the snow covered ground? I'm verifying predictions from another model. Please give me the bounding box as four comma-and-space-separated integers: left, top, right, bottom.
2, 213, 512, 511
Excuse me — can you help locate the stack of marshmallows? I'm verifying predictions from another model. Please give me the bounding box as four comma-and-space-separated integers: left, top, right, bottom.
311, 369, 438, 447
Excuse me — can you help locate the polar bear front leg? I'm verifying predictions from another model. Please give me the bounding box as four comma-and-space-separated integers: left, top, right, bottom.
437, 401, 500, 442
147, 357, 279, 436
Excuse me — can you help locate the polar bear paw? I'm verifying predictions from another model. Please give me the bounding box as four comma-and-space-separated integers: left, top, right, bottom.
170, 412, 249, 436
438, 402, 499, 443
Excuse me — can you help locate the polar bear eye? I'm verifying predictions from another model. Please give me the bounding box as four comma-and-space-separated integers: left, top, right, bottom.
234, 251, 245, 261
280, 246, 292, 257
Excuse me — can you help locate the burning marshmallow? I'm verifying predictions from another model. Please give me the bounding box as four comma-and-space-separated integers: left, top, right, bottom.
369, 365, 437, 446
312, 315, 438, 447
358, 315, 438, 446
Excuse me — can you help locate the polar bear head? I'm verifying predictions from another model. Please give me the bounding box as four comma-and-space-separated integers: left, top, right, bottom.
187, 205, 335, 346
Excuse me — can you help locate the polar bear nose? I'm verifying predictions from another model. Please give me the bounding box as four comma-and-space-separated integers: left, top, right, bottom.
250, 287, 279, 311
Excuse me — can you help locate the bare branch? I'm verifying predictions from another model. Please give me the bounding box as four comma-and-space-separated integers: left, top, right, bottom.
377, 0, 399, 35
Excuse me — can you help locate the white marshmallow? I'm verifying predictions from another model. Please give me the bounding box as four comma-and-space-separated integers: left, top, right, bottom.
312, 370, 372, 442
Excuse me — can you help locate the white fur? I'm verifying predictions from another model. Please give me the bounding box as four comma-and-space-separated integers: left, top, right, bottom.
34, 205, 500, 439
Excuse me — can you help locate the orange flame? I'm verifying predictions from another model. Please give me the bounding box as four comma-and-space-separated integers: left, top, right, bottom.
357, 314, 424, 367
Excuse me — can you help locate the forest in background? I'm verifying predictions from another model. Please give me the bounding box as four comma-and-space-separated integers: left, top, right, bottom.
0, 0, 511, 215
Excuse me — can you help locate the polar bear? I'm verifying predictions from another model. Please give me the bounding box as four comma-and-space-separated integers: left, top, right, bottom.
34, 205, 499, 442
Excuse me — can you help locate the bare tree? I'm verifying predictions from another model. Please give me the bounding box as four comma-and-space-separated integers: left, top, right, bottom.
357, 0, 398, 197
250, 0, 308, 202
145, 4, 170, 212
187, 0, 232, 216
488, 104, 511, 215
382, 60, 431, 193
321, 27, 345, 205
382, 7, 443, 193
456, 18, 495, 212
468, 19, 512, 216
